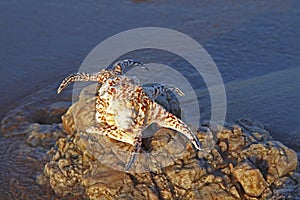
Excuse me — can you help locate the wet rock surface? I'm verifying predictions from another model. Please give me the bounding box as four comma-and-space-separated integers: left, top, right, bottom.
0, 85, 77, 200
37, 89, 299, 200
1, 84, 299, 200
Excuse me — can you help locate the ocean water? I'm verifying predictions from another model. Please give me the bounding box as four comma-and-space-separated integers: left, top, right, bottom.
1, 0, 300, 136
0, 1, 300, 199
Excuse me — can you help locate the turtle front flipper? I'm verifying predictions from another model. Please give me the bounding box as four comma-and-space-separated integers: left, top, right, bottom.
57, 72, 99, 94
57, 70, 117, 94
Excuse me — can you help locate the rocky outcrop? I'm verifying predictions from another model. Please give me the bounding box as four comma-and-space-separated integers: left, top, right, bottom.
37, 88, 299, 200
1, 84, 298, 199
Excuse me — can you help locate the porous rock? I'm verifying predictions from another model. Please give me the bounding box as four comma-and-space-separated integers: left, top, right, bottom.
38, 88, 299, 200
232, 160, 268, 197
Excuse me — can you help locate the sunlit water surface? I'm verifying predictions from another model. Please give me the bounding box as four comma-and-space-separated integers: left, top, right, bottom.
0, 0, 299, 199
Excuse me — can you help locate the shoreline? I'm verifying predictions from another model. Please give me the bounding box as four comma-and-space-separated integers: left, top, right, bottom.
1, 67, 300, 145
0, 83, 299, 199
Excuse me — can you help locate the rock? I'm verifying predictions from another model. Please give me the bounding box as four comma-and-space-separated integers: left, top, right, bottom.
37, 88, 299, 200
196, 184, 237, 200
25, 123, 64, 148
232, 160, 268, 197
243, 142, 298, 184
1, 99, 70, 137
0, 85, 84, 200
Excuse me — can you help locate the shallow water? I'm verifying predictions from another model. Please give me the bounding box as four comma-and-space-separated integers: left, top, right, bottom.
1, 0, 300, 122
1, 0, 300, 199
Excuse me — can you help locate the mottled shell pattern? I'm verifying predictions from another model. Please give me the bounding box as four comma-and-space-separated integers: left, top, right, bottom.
57, 59, 202, 171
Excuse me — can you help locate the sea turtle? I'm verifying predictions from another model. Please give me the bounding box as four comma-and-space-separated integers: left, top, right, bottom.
57, 59, 202, 171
